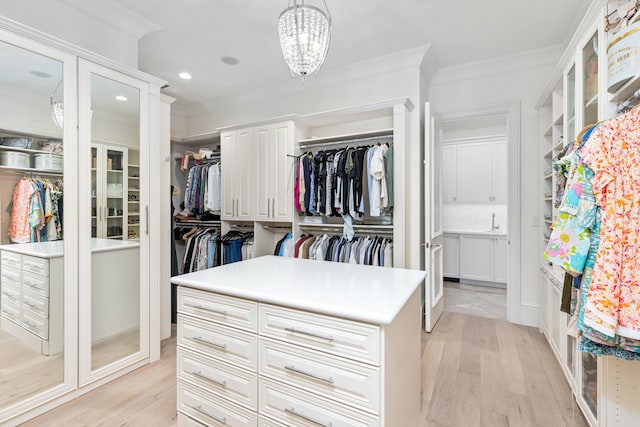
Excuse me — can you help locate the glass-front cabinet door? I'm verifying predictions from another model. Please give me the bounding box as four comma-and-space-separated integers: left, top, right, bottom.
565, 63, 577, 143
0, 30, 77, 423
78, 59, 149, 386
582, 31, 599, 127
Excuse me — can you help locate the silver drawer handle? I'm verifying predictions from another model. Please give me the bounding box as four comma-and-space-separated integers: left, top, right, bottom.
24, 320, 38, 328
2, 273, 18, 281
187, 303, 227, 316
284, 327, 334, 342
285, 365, 334, 384
24, 280, 41, 289
24, 300, 40, 309
24, 262, 41, 270
192, 370, 227, 387
193, 405, 226, 425
193, 336, 227, 350
285, 407, 332, 427
1, 292, 18, 301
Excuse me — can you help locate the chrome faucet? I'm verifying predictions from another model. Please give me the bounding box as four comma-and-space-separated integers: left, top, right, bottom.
491, 212, 500, 231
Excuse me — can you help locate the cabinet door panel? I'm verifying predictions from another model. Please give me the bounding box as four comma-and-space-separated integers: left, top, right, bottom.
255, 126, 271, 220
273, 123, 293, 221
442, 145, 457, 203
493, 237, 507, 283
492, 142, 507, 204
459, 235, 493, 281
456, 143, 492, 203
221, 132, 237, 219
237, 129, 254, 220
443, 235, 459, 278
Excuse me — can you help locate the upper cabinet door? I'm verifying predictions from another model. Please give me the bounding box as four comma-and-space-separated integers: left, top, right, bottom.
236, 128, 254, 220
220, 131, 236, 219
455, 142, 492, 203
78, 59, 150, 387
272, 122, 293, 222
254, 126, 271, 221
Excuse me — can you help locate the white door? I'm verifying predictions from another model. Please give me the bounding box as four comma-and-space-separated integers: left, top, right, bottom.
424, 102, 444, 332
459, 234, 494, 282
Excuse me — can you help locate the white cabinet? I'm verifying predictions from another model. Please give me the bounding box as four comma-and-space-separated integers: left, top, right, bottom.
443, 234, 459, 278
442, 145, 457, 203
255, 122, 294, 222
221, 128, 255, 220
459, 234, 506, 284
91, 144, 128, 240
445, 140, 506, 204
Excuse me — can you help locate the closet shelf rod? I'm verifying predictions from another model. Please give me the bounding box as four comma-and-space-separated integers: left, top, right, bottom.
298, 135, 393, 151
299, 223, 394, 235
261, 224, 292, 231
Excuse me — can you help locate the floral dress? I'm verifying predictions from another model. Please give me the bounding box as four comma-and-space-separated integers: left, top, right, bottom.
579, 108, 640, 341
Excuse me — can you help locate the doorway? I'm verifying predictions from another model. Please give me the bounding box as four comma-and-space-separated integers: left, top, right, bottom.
439, 110, 513, 321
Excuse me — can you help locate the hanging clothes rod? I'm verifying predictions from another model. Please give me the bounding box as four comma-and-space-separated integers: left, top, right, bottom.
299, 223, 394, 235
261, 224, 292, 231
229, 224, 254, 231
175, 219, 221, 228
298, 135, 393, 151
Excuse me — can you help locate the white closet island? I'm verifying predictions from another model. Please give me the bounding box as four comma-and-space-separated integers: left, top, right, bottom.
171, 255, 424, 427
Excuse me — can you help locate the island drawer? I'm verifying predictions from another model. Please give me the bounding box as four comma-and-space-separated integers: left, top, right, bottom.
1, 250, 22, 269
259, 377, 380, 427
178, 286, 257, 333
1, 265, 21, 287
259, 337, 380, 414
22, 271, 50, 297
178, 314, 257, 372
178, 380, 257, 427
259, 304, 380, 365
21, 255, 49, 277
177, 347, 257, 411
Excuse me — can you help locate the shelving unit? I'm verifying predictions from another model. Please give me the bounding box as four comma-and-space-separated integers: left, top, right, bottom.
127, 152, 140, 241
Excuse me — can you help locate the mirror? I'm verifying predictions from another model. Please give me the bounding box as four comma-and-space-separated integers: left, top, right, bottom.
88, 73, 141, 371
0, 40, 65, 410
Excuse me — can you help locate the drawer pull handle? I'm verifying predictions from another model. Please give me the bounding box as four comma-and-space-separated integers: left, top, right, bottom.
2, 273, 18, 281
193, 405, 226, 425
24, 320, 38, 328
285, 365, 334, 384
24, 280, 41, 289
284, 327, 334, 342
192, 370, 227, 387
193, 336, 227, 350
187, 303, 227, 316
1, 292, 18, 301
285, 407, 332, 427
24, 301, 39, 309
24, 262, 41, 270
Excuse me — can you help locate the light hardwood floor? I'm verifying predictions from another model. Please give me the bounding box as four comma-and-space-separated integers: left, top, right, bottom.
22, 313, 588, 427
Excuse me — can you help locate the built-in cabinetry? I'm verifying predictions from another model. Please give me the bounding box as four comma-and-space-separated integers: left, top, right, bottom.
216, 100, 409, 268
220, 128, 255, 221
443, 232, 506, 285
442, 138, 507, 204
0, 248, 62, 356
173, 256, 423, 427
537, 2, 640, 425
0, 17, 166, 426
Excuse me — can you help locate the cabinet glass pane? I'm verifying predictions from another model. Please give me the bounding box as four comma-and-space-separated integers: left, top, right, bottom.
582, 32, 598, 126
89, 73, 140, 371
567, 65, 576, 142
582, 352, 598, 418
0, 40, 65, 411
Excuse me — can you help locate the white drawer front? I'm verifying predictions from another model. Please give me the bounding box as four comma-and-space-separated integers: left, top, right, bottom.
22, 309, 48, 339
1, 299, 21, 324
22, 271, 49, 297
259, 304, 380, 365
178, 315, 257, 371
258, 415, 288, 427
1, 282, 21, 305
1, 251, 22, 269
22, 255, 49, 277
22, 290, 49, 318
177, 347, 257, 411
178, 380, 257, 427
1, 265, 22, 287
259, 377, 380, 427
178, 412, 206, 427
259, 337, 380, 414
178, 287, 258, 333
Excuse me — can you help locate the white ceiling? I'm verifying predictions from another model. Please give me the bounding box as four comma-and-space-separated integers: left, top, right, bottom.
112, 1, 591, 108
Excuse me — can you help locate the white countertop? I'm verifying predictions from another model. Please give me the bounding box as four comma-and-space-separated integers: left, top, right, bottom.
443, 229, 507, 237
0, 238, 139, 258
171, 256, 425, 325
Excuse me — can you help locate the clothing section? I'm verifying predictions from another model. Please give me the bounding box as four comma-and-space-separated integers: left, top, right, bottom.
180, 160, 221, 217
8, 177, 63, 243
275, 232, 393, 267
178, 227, 220, 274
544, 108, 640, 360
295, 142, 393, 221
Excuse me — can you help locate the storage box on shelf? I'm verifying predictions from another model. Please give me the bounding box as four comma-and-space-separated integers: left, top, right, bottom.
0, 132, 63, 175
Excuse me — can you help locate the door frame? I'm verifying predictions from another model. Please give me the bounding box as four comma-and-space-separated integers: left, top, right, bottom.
438, 101, 521, 324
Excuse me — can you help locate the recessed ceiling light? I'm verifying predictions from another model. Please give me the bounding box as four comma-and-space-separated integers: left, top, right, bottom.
115, 95, 127, 101
30, 70, 52, 78
179, 72, 192, 80
221, 56, 239, 65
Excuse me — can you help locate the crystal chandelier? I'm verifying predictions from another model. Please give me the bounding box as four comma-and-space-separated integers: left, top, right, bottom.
278, 0, 331, 80
51, 79, 63, 129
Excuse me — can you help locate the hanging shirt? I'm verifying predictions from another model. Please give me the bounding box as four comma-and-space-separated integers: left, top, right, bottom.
8, 179, 37, 243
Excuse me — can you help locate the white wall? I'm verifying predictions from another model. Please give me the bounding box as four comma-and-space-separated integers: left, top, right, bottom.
0, 0, 142, 67
429, 45, 564, 326
177, 46, 433, 270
